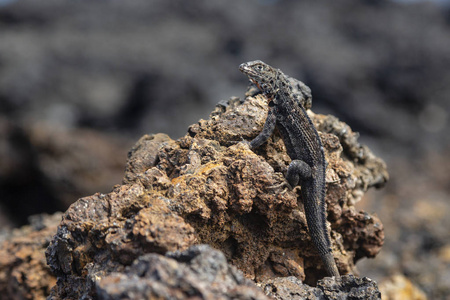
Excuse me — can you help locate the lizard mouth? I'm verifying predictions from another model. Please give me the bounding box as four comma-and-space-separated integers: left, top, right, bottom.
239, 63, 256, 76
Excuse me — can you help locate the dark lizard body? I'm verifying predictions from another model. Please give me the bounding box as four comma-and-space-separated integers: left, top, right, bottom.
239, 60, 340, 277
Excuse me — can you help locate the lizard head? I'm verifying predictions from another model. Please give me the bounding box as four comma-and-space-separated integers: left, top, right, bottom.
239, 60, 277, 97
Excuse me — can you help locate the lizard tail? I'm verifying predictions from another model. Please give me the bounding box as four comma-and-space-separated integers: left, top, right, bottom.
322, 252, 340, 278
302, 178, 340, 278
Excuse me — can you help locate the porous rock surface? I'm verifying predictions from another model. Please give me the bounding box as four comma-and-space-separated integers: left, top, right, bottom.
45, 91, 388, 299
0, 213, 61, 300
260, 274, 381, 299
96, 244, 269, 300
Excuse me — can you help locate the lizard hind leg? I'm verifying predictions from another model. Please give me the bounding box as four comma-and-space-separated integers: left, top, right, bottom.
285, 159, 312, 189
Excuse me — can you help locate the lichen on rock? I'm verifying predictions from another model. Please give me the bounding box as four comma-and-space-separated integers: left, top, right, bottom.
45, 89, 388, 298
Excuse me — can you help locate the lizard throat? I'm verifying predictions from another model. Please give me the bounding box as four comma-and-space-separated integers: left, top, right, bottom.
250, 79, 273, 98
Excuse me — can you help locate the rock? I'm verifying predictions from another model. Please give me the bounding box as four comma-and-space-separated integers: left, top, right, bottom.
0, 213, 61, 300
96, 244, 270, 300
261, 275, 381, 299
45, 90, 387, 298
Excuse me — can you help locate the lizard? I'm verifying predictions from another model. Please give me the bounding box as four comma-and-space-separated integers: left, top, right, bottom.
239, 60, 340, 278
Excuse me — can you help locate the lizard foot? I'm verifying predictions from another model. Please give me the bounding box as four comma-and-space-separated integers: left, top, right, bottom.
266, 181, 292, 192
227, 138, 250, 147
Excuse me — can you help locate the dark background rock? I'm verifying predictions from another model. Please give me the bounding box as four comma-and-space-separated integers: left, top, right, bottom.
0, 0, 449, 298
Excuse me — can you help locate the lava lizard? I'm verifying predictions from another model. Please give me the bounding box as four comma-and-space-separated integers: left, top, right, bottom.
239, 60, 340, 277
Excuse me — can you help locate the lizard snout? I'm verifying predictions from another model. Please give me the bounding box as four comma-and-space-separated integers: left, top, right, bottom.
239, 63, 251, 74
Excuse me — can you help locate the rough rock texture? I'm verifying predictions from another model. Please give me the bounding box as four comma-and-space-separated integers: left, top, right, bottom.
45, 90, 387, 299
96, 244, 270, 300
260, 275, 381, 299
0, 213, 61, 300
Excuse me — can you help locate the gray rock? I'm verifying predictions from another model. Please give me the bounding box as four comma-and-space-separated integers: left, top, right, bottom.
96, 245, 270, 300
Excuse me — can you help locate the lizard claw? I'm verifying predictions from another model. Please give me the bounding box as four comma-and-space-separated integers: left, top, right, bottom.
240, 139, 251, 148
267, 180, 292, 192
228, 136, 250, 148
284, 181, 294, 191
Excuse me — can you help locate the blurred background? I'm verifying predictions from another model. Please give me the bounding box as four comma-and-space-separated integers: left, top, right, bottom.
0, 0, 449, 298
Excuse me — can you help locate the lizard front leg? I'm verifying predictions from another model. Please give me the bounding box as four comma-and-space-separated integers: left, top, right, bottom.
249, 105, 277, 149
